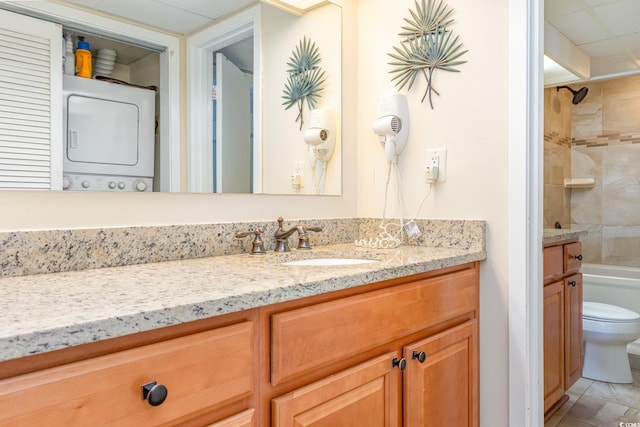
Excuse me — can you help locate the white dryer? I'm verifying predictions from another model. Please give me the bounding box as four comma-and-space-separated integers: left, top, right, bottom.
62, 75, 155, 192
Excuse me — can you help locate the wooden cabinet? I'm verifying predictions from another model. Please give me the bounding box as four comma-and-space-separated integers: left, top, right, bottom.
564, 273, 583, 387
272, 352, 401, 426
270, 267, 477, 386
269, 264, 480, 427
0, 262, 480, 426
0, 321, 256, 426
543, 280, 565, 412
403, 321, 477, 426
543, 239, 583, 417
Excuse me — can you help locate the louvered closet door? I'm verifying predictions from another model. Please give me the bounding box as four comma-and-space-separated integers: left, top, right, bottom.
0, 8, 62, 190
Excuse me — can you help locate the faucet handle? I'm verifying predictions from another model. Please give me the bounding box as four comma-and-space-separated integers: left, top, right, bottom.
235, 228, 266, 254
297, 226, 323, 249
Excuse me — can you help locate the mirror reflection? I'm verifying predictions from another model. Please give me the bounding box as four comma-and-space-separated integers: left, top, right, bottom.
189, 2, 342, 195
214, 36, 255, 194
0, 1, 341, 195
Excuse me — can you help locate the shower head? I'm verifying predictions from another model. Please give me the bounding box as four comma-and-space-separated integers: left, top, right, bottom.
557, 85, 589, 105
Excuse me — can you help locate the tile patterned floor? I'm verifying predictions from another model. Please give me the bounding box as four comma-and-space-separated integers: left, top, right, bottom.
545, 369, 640, 426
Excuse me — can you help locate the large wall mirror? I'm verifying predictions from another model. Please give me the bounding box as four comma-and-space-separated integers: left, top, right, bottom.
0, 1, 342, 196
188, 2, 342, 195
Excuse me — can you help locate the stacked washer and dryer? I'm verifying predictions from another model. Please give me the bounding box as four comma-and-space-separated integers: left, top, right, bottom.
62, 75, 156, 192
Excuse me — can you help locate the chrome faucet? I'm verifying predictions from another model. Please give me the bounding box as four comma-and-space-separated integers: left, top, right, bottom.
274, 217, 323, 252
235, 228, 266, 254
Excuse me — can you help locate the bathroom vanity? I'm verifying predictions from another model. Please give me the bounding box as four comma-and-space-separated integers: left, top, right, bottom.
0, 242, 485, 426
542, 229, 586, 418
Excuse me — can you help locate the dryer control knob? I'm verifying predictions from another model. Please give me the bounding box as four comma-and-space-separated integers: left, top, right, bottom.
108, 181, 116, 189
117, 182, 126, 190
62, 176, 71, 190
81, 180, 90, 189
134, 181, 147, 192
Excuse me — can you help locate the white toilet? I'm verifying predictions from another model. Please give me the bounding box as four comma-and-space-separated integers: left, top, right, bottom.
582, 301, 640, 383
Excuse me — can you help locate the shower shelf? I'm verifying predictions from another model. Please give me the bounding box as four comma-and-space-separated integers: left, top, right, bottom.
564, 178, 595, 189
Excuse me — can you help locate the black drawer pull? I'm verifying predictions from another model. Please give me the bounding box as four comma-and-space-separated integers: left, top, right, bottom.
142, 381, 168, 406
568, 280, 577, 287
574, 255, 583, 261
392, 357, 407, 371
412, 350, 427, 363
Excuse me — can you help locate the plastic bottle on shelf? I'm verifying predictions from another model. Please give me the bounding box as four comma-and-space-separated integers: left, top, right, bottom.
62, 35, 66, 73
75, 36, 92, 78
63, 33, 75, 76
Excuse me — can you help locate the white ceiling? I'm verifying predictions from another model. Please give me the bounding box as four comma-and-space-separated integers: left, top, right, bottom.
59, 0, 257, 35
545, 0, 640, 79
57, 0, 257, 66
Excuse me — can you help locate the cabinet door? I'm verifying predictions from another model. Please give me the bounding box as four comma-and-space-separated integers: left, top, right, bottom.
403, 321, 477, 427
565, 273, 583, 389
272, 352, 401, 427
544, 281, 565, 412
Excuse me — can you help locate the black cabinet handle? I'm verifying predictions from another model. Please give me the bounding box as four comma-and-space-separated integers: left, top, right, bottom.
568, 280, 577, 287
392, 357, 407, 371
412, 350, 427, 363
142, 381, 168, 406
575, 255, 583, 261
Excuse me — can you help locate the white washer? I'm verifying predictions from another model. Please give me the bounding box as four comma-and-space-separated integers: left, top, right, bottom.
62, 75, 156, 191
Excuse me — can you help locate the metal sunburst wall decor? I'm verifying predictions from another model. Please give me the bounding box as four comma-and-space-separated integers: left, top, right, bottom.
388, 0, 468, 109
282, 37, 326, 129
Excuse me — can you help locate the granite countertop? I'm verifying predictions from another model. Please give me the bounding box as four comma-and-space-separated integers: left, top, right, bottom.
0, 243, 486, 363
543, 228, 588, 245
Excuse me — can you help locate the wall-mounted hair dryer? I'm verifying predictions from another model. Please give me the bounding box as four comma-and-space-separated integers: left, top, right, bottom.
372, 94, 409, 162
304, 108, 336, 162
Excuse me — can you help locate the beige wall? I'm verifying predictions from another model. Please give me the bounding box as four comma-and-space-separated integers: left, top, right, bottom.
262, 3, 342, 195
543, 87, 573, 228
571, 74, 640, 267
355, 0, 510, 424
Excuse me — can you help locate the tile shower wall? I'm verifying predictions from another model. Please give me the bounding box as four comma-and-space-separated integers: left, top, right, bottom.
571, 74, 640, 267
544, 87, 573, 229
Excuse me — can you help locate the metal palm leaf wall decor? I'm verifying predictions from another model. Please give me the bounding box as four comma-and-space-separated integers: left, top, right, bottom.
282, 37, 326, 129
388, 0, 467, 109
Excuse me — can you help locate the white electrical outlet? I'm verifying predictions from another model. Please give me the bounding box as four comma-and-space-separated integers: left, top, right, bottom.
425, 148, 447, 183
291, 161, 304, 188
292, 161, 304, 177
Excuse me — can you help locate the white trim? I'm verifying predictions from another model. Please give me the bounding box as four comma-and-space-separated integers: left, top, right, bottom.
187, 5, 262, 193
50, 22, 63, 191
509, 0, 543, 425
1, 1, 182, 192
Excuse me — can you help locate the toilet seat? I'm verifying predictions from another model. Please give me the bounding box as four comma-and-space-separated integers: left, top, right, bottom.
583, 301, 640, 322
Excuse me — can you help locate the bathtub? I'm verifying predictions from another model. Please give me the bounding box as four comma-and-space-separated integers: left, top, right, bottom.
582, 263, 640, 314
582, 263, 640, 356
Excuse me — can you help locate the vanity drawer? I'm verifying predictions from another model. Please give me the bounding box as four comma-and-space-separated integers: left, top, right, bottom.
271, 267, 478, 386
0, 321, 254, 426
543, 245, 563, 281
564, 242, 582, 273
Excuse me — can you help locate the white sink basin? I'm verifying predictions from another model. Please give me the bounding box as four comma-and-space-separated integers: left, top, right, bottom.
282, 258, 378, 267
